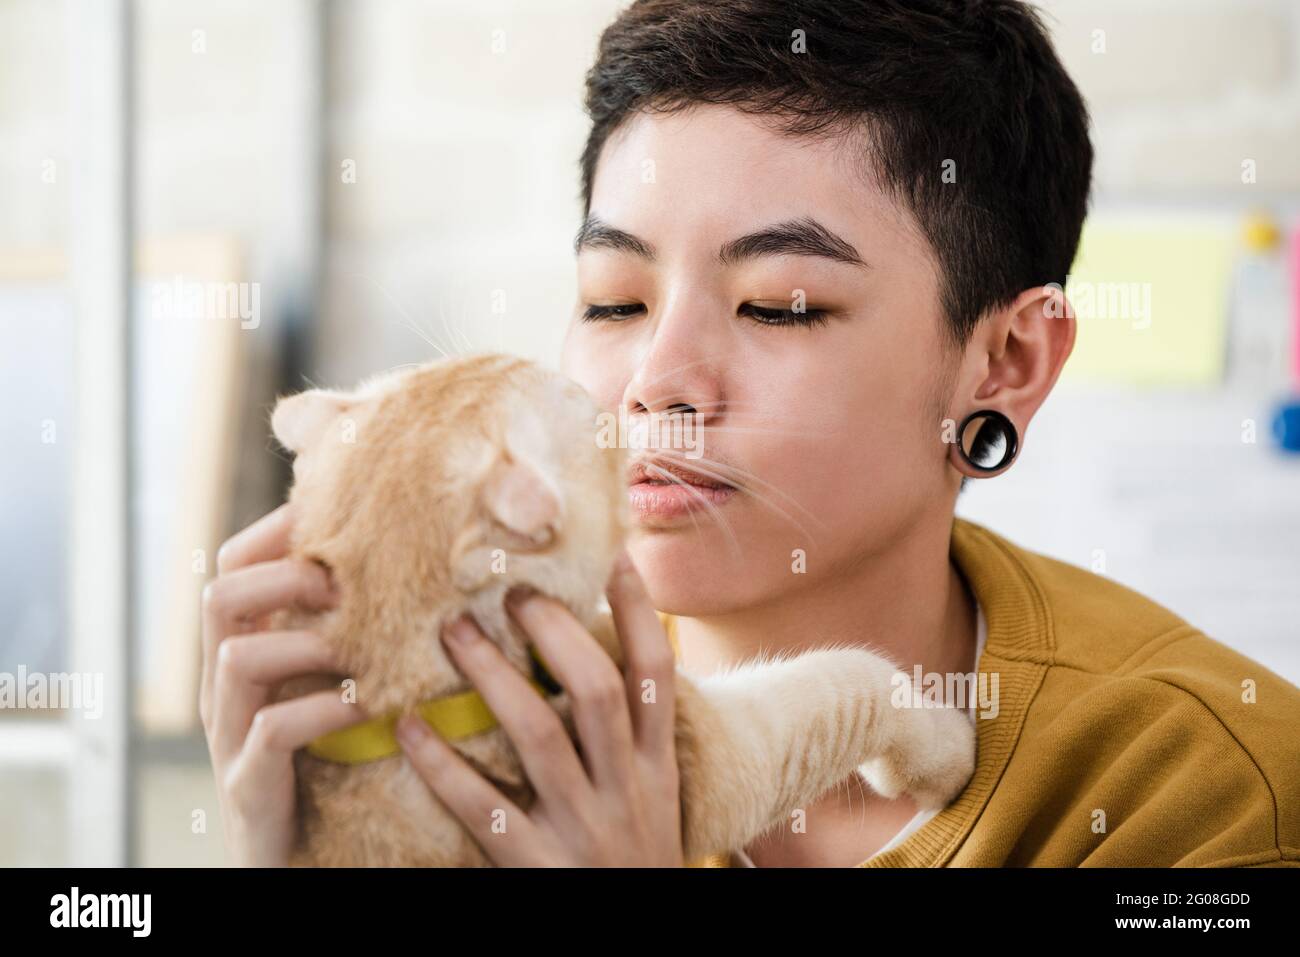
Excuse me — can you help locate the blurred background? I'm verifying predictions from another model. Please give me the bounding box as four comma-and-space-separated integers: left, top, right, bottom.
1, 0, 1297, 866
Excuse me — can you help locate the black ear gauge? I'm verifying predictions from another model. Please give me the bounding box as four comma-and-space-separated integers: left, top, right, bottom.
955, 409, 1019, 474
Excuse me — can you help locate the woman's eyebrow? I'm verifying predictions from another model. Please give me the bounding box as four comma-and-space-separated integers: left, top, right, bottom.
717, 216, 869, 269
574, 216, 657, 259
574, 214, 868, 269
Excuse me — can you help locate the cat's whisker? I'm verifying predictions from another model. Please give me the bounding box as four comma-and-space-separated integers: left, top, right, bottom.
430, 299, 464, 358
411, 320, 452, 359
679, 462, 822, 548
345, 271, 453, 360
262, 435, 295, 467
626, 396, 803, 423
459, 302, 478, 355
392, 309, 447, 358
629, 398, 822, 424
644, 462, 708, 543
652, 453, 826, 543
644, 463, 745, 556
435, 301, 460, 356
439, 297, 475, 357
627, 399, 836, 441
644, 463, 745, 558
633, 357, 717, 392
452, 308, 473, 355
688, 424, 834, 439
620, 405, 822, 449
634, 395, 762, 415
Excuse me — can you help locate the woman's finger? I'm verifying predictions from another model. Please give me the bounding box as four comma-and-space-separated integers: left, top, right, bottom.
203, 558, 337, 634
216, 502, 295, 574
605, 549, 678, 757
241, 688, 368, 762
439, 616, 592, 810
210, 631, 346, 763
200, 558, 337, 717
395, 714, 545, 867
504, 594, 637, 792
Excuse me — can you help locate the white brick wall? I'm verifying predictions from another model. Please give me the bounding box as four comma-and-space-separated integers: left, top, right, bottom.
5, 0, 1296, 286
1038, 0, 1300, 195
305, 0, 1300, 382
317, 0, 628, 382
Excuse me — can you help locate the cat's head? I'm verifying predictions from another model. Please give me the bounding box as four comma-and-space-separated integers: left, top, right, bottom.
269, 353, 630, 705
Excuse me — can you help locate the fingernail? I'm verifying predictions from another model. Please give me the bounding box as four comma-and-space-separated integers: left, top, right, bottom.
505, 586, 536, 615
443, 616, 480, 646
396, 714, 428, 747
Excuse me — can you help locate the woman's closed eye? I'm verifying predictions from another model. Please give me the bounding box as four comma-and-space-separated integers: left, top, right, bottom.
738, 303, 831, 328
581, 302, 645, 322
580, 301, 831, 328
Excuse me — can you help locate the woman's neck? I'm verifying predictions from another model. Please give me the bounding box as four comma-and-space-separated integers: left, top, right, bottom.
673, 518, 978, 683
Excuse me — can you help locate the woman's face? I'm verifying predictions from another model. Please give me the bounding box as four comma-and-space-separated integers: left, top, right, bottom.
561, 104, 960, 616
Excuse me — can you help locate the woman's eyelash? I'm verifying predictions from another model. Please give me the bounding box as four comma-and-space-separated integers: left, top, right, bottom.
739, 304, 831, 328
582, 303, 644, 322
581, 302, 831, 327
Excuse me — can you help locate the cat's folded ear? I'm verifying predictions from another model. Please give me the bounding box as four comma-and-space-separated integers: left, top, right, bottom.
482, 448, 563, 547
271, 389, 353, 455
451, 449, 563, 591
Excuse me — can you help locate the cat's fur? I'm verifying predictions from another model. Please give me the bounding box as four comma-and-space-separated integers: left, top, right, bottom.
268, 353, 976, 866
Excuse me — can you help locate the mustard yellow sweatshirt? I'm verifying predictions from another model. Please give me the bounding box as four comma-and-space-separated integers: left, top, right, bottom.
663, 517, 1300, 867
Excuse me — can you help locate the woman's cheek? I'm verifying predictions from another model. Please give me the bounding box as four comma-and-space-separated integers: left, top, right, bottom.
560, 342, 620, 411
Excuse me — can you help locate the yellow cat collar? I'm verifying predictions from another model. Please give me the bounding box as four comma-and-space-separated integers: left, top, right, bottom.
306, 647, 562, 766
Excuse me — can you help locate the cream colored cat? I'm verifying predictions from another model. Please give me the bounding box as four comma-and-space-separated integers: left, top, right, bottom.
269, 352, 976, 866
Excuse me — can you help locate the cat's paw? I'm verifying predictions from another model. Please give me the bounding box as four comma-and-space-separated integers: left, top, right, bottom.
858, 703, 976, 810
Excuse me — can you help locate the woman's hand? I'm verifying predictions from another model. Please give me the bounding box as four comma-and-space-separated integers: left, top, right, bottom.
396, 550, 684, 866
199, 503, 370, 867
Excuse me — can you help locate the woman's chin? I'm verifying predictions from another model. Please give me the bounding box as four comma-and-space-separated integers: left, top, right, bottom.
626, 538, 752, 616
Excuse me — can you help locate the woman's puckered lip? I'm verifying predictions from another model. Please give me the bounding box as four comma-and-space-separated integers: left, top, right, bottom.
627, 458, 734, 489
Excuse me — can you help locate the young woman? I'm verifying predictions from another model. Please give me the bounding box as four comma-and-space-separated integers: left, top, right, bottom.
201, 0, 1300, 868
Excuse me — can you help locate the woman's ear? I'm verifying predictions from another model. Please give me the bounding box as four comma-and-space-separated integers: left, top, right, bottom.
271, 389, 353, 455
970, 284, 1077, 422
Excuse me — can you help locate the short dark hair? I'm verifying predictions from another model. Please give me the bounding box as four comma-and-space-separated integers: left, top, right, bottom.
579, 0, 1094, 351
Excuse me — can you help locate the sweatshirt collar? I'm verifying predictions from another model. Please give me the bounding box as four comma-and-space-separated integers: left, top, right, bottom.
859, 517, 1052, 866
667, 517, 1054, 867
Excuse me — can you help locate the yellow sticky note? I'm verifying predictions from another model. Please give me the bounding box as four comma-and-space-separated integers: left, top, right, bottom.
1059, 216, 1236, 386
